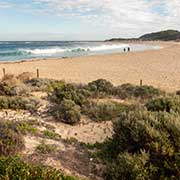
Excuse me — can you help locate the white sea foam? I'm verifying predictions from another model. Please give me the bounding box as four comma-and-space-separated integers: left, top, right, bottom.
22, 48, 66, 55
89, 44, 129, 51
20, 43, 129, 55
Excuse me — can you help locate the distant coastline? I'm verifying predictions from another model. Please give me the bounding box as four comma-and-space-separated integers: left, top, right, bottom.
106, 29, 180, 42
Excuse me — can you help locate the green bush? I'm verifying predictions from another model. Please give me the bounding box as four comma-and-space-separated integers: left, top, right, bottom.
104, 110, 180, 179
88, 79, 114, 96
9, 84, 30, 96
36, 142, 57, 154
0, 82, 30, 96
16, 121, 38, 135
113, 84, 162, 99
0, 96, 40, 112
43, 130, 59, 139
25, 78, 65, 92
82, 101, 131, 122
50, 83, 89, 106
0, 156, 77, 180
0, 82, 12, 96
146, 96, 180, 113
0, 121, 24, 156
51, 99, 81, 125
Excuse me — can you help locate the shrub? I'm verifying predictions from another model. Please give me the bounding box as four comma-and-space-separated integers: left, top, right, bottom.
25, 78, 65, 92
88, 79, 114, 96
103, 110, 180, 179
36, 142, 57, 154
0, 82, 30, 97
51, 99, 81, 125
0, 96, 40, 112
113, 84, 162, 99
105, 151, 150, 180
0, 156, 77, 180
16, 121, 38, 135
9, 84, 30, 96
82, 101, 131, 122
0, 82, 12, 96
0, 121, 24, 156
50, 83, 88, 106
146, 96, 180, 114
43, 130, 58, 139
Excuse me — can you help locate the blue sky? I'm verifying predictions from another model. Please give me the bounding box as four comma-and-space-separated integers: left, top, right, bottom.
0, 0, 179, 40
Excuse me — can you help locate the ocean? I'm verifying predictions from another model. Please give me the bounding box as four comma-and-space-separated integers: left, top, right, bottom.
0, 41, 160, 62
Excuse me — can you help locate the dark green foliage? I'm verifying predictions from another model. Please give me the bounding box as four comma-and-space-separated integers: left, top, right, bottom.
0, 96, 40, 112
0, 121, 24, 156
0, 82, 12, 96
25, 78, 65, 92
106, 151, 150, 180
104, 110, 180, 179
88, 79, 114, 96
82, 101, 131, 122
113, 84, 162, 99
36, 142, 57, 154
139, 29, 180, 41
51, 99, 81, 125
15, 121, 38, 135
0, 82, 30, 96
43, 130, 59, 139
146, 96, 180, 113
50, 83, 89, 106
0, 156, 78, 180
9, 84, 30, 96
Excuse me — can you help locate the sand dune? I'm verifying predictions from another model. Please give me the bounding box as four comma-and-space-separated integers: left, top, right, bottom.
0, 41, 180, 92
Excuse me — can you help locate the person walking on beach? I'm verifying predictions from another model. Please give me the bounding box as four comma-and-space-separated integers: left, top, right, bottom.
127, 47, 130, 52
123, 48, 126, 52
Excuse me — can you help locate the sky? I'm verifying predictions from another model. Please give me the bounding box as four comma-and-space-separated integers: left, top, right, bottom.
0, 0, 180, 41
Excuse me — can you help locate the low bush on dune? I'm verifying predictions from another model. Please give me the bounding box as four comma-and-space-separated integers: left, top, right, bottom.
146, 96, 180, 113
0, 82, 30, 97
50, 83, 90, 106
0, 96, 40, 112
0, 156, 77, 180
51, 99, 81, 125
94, 110, 180, 179
25, 78, 65, 92
113, 83, 163, 99
0, 121, 24, 156
36, 142, 57, 154
82, 101, 132, 122
87, 79, 114, 97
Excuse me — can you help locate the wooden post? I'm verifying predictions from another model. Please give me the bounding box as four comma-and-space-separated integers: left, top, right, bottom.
140, 79, 142, 86
37, 69, 39, 78
2, 68, 5, 76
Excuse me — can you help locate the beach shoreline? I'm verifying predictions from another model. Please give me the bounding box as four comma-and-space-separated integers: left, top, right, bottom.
0, 41, 180, 92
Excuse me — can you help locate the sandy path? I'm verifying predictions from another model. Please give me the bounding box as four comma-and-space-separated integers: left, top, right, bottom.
1, 42, 180, 92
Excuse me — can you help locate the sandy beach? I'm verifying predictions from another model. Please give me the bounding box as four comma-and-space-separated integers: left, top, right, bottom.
0, 41, 180, 92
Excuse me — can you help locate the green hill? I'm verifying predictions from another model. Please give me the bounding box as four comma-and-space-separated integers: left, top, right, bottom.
106, 30, 180, 41
139, 30, 180, 41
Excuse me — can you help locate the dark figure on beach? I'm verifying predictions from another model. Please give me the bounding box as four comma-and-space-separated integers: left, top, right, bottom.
127, 47, 130, 52
123, 48, 126, 52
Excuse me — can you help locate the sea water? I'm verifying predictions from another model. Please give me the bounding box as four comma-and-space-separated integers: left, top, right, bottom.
0, 41, 160, 61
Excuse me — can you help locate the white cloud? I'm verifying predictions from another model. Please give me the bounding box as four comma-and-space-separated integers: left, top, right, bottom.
1, 0, 180, 39
31, 0, 180, 37
0, 2, 12, 8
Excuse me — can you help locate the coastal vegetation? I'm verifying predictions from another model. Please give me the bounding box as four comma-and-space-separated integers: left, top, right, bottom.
1, 72, 180, 179
107, 29, 180, 41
